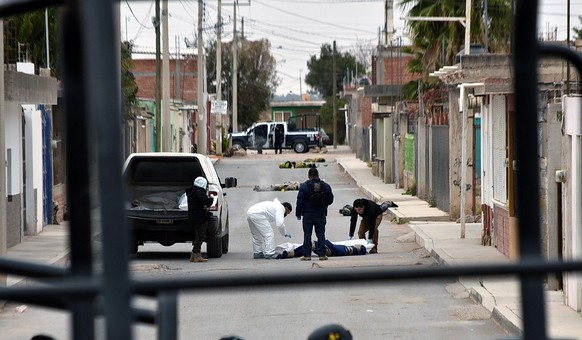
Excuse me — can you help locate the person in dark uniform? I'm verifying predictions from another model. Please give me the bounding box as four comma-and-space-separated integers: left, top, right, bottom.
348, 198, 384, 254
274, 124, 284, 154
295, 168, 334, 261
186, 176, 214, 262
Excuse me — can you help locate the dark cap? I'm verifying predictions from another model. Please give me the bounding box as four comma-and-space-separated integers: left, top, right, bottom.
282, 202, 292, 213
308, 168, 319, 177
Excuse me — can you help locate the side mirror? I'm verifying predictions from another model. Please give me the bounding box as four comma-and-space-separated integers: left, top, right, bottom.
224, 177, 237, 188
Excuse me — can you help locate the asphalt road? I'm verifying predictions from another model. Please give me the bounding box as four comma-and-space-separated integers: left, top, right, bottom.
0, 150, 511, 339
127, 153, 510, 339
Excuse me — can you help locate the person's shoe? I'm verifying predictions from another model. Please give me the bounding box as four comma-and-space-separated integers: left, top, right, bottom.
190, 252, 208, 262
264, 253, 278, 259
253, 252, 265, 259
300, 256, 311, 261
369, 247, 378, 254
319, 255, 328, 261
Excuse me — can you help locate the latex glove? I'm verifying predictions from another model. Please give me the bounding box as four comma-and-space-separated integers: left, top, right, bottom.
285, 234, 292, 238
367, 239, 372, 245
348, 236, 353, 240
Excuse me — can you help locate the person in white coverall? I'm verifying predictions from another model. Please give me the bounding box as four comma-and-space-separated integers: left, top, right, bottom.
247, 198, 293, 259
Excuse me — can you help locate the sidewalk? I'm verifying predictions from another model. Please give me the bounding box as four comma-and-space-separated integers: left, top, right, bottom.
336, 153, 582, 339
3, 151, 582, 338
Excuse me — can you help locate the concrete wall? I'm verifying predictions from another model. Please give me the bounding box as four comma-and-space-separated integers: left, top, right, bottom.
540, 102, 563, 290
3, 70, 58, 245
448, 88, 462, 220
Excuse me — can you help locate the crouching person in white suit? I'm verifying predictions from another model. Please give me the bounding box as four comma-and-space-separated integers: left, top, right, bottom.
247, 198, 293, 259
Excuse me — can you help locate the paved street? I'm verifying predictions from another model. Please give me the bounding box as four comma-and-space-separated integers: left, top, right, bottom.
1, 146, 581, 339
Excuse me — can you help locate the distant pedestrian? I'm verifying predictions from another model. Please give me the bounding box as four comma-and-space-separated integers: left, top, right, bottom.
274, 124, 284, 154
247, 198, 293, 259
186, 176, 214, 262
348, 198, 384, 254
296, 167, 334, 261
254, 124, 267, 154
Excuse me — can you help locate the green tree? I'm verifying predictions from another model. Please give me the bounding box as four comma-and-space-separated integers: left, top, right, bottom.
4, 8, 59, 76
206, 38, 279, 128
121, 41, 138, 120
574, 16, 582, 39
305, 43, 364, 99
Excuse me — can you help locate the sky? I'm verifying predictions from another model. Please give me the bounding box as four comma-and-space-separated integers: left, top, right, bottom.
120, 0, 582, 96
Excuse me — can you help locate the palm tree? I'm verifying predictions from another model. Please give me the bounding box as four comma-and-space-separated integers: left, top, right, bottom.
400, 0, 512, 79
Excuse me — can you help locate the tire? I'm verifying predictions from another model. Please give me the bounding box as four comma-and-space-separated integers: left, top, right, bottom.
222, 216, 230, 254
206, 235, 223, 258
293, 140, 307, 153
232, 141, 244, 150
221, 233, 229, 254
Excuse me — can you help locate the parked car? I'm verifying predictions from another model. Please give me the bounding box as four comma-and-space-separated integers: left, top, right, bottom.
122, 153, 237, 257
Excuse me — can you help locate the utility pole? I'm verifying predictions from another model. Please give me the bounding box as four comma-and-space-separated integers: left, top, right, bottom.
464, 0, 471, 55
0, 20, 6, 286
45, 9, 50, 69
232, 1, 238, 132
197, 0, 207, 154
299, 69, 302, 100
162, 0, 170, 151
332, 40, 337, 149
216, 0, 223, 156
154, 0, 161, 151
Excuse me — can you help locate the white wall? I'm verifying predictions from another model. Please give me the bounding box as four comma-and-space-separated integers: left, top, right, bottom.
5, 102, 22, 196
22, 105, 44, 234
563, 96, 582, 311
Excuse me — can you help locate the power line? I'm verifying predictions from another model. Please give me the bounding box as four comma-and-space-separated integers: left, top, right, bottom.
252, 0, 375, 35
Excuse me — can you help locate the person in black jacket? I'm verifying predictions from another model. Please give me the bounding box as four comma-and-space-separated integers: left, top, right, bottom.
349, 198, 384, 254
295, 168, 334, 261
274, 124, 284, 154
186, 176, 214, 262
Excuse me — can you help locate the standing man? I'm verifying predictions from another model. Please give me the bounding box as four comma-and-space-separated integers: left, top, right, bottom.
186, 176, 214, 262
348, 198, 384, 254
296, 168, 334, 261
247, 198, 293, 259
274, 124, 284, 154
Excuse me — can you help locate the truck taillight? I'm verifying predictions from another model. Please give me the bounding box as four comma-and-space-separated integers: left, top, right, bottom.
208, 191, 219, 211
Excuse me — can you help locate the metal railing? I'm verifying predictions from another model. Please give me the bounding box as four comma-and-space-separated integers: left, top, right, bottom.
1, 0, 582, 339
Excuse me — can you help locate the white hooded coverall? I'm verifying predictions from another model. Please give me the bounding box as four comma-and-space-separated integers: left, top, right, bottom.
246, 198, 289, 256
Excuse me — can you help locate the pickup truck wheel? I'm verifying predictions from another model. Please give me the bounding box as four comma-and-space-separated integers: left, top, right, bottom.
221, 233, 229, 254
293, 141, 308, 153
232, 141, 244, 150
206, 236, 223, 258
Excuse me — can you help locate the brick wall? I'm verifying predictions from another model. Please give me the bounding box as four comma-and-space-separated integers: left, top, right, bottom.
381, 54, 420, 85
360, 96, 373, 126
132, 58, 198, 102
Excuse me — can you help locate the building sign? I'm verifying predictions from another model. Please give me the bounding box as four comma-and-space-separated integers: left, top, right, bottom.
211, 100, 228, 115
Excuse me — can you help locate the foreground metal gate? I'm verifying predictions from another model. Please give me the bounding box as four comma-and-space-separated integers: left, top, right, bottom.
1, 1, 582, 339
